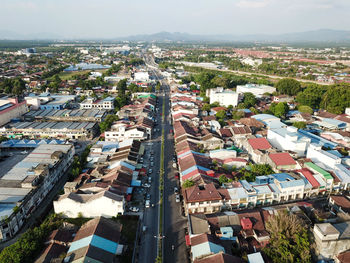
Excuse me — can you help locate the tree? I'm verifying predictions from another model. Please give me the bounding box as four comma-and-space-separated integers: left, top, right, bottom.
99, 114, 119, 133
243, 92, 257, 108
275, 78, 302, 96
320, 85, 350, 114
296, 85, 328, 109
293, 122, 307, 129
250, 164, 274, 176
219, 174, 232, 184
273, 102, 289, 118
216, 110, 226, 120
12, 77, 26, 96
202, 103, 211, 113
263, 212, 311, 263
298, 105, 313, 114
182, 180, 195, 189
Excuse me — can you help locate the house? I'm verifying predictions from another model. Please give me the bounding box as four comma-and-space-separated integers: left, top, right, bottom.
273, 95, 294, 103
207, 87, 239, 107
194, 252, 244, 263
243, 137, 273, 164
53, 188, 125, 218
65, 217, 123, 262
329, 195, 350, 216
251, 114, 286, 129
183, 183, 228, 215
267, 152, 298, 171
314, 118, 347, 130
307, 144, 341, 169
105, 122, 147, 142
313, 222, 350, 260
190, 233, 225, 261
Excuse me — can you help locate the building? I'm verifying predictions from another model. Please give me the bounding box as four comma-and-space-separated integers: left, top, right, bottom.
267, 152, 298, 171
267, 127, 311, 157
1, 121, 98, 139
0, 144, 74, 242
190, 233, 225, 261
134, 71, 149, 82
53, 188, 125, 218
105, 122, 147, 142
236, 84, 276, 98
0, 97, 27, 126
25, 93, 76, 110
80, 97, 115, 110
206, 87, 239, 107
23, 109, 107, 123
65, 217, 123, 262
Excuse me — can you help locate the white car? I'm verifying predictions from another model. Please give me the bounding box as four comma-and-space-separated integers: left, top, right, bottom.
175, 194, 180, 203
143, 183, 151, 188
145, 200, 150, 208
129, 207, 139, 212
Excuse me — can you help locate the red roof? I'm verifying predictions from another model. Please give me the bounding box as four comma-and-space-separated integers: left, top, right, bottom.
248, 137, 272, 150
269, 152, 296, 166
298, 168, 320, 188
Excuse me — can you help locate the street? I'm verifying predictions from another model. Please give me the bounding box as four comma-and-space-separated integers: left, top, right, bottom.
138, 54, 188, 263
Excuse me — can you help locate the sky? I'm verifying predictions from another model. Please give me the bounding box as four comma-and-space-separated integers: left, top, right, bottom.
0, 0, 349, 39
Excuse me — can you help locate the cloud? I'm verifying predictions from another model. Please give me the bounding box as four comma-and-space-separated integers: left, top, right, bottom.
236, 0, 270, 8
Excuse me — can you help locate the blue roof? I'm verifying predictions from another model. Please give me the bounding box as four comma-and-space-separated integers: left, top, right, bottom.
298, 129, 337, 149
252, 114, 278, 121
321, 118, 347, 128
271, 173, 295, 182
68, 234, 118, 254
182, 165, 210, 176
0, 103, 13, 111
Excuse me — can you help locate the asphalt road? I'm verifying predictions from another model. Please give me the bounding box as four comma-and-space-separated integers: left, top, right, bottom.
138, 55, 189, 263
138, 96, 162, 263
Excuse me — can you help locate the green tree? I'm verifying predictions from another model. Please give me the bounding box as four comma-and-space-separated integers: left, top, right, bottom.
274, 102, 289, 118
296, 85, 328, 109
243, 92, 257, 108
320, 85, 350, 114
275, 78, 302, 96
216, 110, 226, 120
293, 121, 307, 129
202, 103, 211, 113
298, 105, 313, 114
182, 180, 195, 189
219, 174, 232, 184
263, 212, 311, 263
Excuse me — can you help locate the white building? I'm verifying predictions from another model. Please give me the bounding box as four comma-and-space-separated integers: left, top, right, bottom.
236, 84, 276, 98
134, 72, 149, 82
105, 123, 147, 142
206, 87, 239, 107
80, 97, 115, 110
53, 188, 125, 218
306, 144, 341, 169
267, 126, 311, 157
241, 58, 263, 67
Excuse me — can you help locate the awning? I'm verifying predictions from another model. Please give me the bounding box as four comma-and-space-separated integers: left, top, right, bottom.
185, 235, 191, 246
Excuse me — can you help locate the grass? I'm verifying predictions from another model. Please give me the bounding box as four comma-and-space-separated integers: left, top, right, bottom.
52, 68, 108, 81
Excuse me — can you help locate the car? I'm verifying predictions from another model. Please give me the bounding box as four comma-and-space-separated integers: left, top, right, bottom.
174, 187, 178, 194
142, 226, 147, 232
129, 207, 139, 212
148, 169, 153, 174
150, 151, 154, 156
145, 200, 150, 208
143, 183, 151, 188
148, 177, 152, 183
150, 162, 154, 167
150, 157, 154, 162
175, 195, 180, 203
146, 193, 151, 200
175, 172, 179, 179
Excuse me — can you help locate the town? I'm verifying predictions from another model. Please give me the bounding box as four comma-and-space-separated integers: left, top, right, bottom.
0, 20, 350, 263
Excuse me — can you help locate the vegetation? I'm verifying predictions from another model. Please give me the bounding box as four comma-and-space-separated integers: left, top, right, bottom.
69, 145, 91, 181
242, 92, 257, 108
275, 78, 302, 96
297, 105, 313, 114
99, 114, 119, 133
268, 102, 289, 119
263, 212, 311, 263
296, 85, 328, 109
219, 174, 233, 184
0, 77, 26, 95
320, 85, 350, 114
239, 164, 274, 182
0, 213, 63, 263
182, 179, 195, 188
293, 122, 307, 129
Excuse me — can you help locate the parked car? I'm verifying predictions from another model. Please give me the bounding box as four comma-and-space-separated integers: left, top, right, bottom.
129, 207, 139, 212
148, 169, 153, 174
145, 200, 150, 208
146, 193, 151, 200
148, 177, 152, 183
175, 172, 179, 179
150, 162, 154, 167
143, 183, 151, 188
175, 195, 180, 203
174, 187, 178, 194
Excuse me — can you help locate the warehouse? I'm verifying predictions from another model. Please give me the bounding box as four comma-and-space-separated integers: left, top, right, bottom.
23, 109, 107, 122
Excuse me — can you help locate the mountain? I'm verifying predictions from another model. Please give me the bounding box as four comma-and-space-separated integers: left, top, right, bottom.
122, 29, 350, 43
0, 29, 349, 43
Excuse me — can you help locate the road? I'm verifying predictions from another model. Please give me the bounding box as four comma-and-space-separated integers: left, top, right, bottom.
145, 53, 189, 263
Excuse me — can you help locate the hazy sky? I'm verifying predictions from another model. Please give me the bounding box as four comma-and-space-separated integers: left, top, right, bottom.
1, 0, 349, 38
